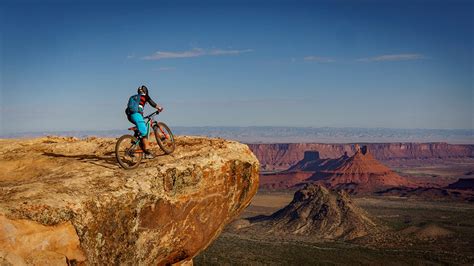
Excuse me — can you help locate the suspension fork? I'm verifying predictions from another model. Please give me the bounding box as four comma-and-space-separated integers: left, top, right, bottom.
151, 121, 169, 140
146, 120, 152, 139
145, 119, 161, 144
157, 123, 169, 139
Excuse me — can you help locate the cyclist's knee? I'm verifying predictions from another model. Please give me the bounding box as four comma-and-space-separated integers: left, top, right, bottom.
137, 125, 147, 137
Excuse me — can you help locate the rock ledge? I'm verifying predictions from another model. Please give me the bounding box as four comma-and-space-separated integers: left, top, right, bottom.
0, 136, 259, 265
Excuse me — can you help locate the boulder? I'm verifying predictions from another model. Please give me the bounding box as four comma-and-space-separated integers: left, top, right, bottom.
0, 136, 259, 265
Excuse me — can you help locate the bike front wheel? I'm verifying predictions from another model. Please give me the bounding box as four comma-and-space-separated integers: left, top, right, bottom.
154, 122, 175, 154
115, 134, 143, 169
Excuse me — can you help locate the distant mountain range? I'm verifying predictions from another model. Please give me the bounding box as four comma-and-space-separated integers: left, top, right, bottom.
1, 127, 473, 144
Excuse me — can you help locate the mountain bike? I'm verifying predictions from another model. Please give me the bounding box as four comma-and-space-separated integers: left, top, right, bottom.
115, 110, 175, 169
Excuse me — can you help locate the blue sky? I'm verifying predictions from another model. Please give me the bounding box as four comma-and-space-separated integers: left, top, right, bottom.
1, 0, 472, 134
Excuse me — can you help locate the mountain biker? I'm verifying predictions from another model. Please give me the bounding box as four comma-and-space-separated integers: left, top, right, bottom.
125, 85, 163, 159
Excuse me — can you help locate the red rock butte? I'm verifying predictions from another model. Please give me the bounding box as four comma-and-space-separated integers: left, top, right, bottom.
316, 145, 413, 193
261, 145, 413, 193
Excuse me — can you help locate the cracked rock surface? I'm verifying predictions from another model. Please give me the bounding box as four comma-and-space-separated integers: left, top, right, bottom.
0, 136, 259, 265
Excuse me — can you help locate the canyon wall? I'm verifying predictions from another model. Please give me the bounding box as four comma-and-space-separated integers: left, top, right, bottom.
248, 143, 474, 171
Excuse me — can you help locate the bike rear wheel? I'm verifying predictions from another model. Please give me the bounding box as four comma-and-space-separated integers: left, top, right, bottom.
115, 135, 143, 169
154, 122, 175, 154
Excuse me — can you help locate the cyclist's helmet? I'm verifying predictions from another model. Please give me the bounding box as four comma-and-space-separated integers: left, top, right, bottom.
138, 85, 148, 95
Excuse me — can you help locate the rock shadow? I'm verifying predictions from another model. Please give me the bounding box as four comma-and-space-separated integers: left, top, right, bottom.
43, 152, 120, 169
247, 214, 270, 223
43, 151, 168, 169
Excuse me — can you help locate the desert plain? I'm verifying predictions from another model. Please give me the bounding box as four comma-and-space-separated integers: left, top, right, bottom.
196, 145, 474, 265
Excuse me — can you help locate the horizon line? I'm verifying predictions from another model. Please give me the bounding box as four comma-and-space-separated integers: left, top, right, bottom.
2, 126, 473, 134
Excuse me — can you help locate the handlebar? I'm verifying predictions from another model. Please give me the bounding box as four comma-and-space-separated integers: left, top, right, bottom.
144, 110, 161, 120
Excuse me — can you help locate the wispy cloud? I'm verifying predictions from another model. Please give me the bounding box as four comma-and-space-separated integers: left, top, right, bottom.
357, 53, 425, 62
142, 48, 204, 60
141, 48, 253, 60
303, 56, 335, 63
208, 49, 253, 56
153, 67, 176, 71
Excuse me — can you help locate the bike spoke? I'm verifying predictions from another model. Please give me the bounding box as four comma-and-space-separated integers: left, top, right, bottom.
116, 135, 143, 169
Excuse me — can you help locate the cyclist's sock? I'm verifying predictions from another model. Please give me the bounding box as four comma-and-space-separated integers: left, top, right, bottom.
144, 152, 155, 159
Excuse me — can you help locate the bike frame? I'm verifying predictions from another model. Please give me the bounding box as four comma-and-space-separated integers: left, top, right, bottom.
130, 111, 169, 148
143, 117, 154, 140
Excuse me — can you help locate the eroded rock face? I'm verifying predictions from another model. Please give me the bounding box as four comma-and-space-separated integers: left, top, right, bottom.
0, 136, 259, 265
241, 184, 377, 240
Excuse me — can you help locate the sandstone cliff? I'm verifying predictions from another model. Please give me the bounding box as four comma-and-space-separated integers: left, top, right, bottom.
249, 143, 474, 171
0, 136, 259, 265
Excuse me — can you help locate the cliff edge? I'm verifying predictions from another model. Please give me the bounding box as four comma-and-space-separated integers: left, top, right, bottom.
0, 136, 259, 265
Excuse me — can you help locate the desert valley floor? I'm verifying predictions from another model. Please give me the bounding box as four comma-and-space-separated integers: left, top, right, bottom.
196, 192, 474, 265
196, 157, 474, 265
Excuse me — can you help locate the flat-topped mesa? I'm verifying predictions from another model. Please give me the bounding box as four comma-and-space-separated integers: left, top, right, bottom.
447, 178, 474, 190
288, 151, 348, 172
0, 136, 260, 265
304, 151, 320, 161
